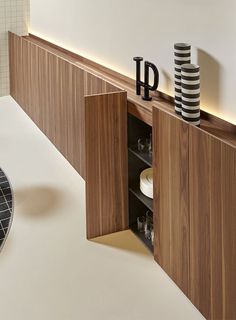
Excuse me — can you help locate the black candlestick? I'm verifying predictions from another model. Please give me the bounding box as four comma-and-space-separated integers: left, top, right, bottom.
143, 61, 159, 101
133, 57, 143, 95
133, 57, 159, 101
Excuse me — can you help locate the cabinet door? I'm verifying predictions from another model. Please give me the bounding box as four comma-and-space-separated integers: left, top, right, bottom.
153, 108, 189, 296
85, 91, 128, 239
189, 126, 236, 320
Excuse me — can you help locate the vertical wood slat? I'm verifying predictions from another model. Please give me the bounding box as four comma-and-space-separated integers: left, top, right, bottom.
153, 108, 189, 296
189, 127, 236, 320
221, 143, 236, 320
8, 32, 122, 179
153, 108, 236, 319
153, 108, 236, 320
85, 91, 128, 239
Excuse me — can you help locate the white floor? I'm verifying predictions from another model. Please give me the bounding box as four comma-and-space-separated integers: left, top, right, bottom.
0, 96, 204, 320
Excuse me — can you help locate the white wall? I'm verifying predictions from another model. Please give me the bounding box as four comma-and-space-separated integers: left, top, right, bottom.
0, 0, 29, 97
30, 0, 236, 124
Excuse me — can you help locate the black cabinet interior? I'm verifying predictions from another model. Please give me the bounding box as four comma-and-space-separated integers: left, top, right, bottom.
128, 114, 153, 253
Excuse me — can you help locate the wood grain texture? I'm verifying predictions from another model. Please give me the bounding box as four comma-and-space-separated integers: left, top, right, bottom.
9, 32, 122, 179
189, 126, 236, 320
153, 107, 189, 296
85, 91, 128, 239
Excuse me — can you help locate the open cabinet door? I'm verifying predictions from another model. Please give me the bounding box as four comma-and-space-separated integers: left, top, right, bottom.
85, 91, 128, 239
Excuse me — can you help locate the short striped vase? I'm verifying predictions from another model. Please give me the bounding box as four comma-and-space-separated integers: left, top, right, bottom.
174, 43, 191, 115
181, 64, 200, 126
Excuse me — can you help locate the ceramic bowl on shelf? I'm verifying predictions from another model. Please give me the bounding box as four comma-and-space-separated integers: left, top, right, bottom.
140, 168, 153, 199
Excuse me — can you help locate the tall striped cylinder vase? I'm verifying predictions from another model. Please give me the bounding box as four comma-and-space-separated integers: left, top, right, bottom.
181, 64, 200, 126
174, 43, 191, 115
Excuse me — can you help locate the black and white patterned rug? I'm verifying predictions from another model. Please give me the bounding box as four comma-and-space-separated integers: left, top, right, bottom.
0, 169, 13, 249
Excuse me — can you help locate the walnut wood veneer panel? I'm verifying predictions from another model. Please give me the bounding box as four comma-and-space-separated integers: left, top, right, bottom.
85, 91, 128, 239
9, 32, 122, 179
153, 108, 189, 296
189, 127, 236, 320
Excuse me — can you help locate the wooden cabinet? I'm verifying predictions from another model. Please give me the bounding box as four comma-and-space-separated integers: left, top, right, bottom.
153, 107, 236, 320
9, 31, 128, 240
9, 31, 236, 320
85, 92, 129, 239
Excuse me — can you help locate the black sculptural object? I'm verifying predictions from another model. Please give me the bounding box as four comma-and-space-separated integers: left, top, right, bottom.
133, 57, 159, 101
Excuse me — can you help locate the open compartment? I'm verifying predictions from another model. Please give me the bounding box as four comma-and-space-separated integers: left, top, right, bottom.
128, 114, 153, 252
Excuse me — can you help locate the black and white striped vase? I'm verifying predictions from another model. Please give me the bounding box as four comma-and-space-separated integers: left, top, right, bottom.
174, 43, 191, 115
181, 64, 200, 126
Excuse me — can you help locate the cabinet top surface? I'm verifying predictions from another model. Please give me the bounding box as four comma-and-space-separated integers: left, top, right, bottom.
14, 32, 236, 149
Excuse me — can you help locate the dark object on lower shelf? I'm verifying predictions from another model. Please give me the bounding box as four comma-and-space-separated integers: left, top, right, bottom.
128, 144, 152, 166
129, 183, 153, 212
130, 224, 154, 253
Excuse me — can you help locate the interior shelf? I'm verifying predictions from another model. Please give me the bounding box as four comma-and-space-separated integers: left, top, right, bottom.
129, 182, 153, 212
128, 144, 152, 166
130, 224, 154, 253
